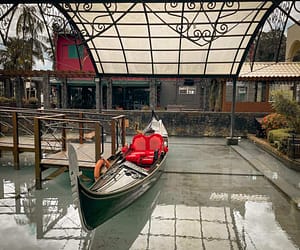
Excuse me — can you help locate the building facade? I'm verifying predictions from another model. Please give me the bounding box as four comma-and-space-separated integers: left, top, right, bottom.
50, 34, 300, 112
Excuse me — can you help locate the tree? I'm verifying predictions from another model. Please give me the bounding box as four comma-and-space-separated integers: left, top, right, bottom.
16, 4, 48, 69
254, 29, 286, 62
0, 4, 48, 106
0, 37, 33, 70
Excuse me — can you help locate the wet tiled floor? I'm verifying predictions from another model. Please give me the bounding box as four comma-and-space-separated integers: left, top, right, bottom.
0, 137, 300, 250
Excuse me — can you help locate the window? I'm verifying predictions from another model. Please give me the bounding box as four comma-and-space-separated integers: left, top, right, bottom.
179, 86, 196, 95
68, 45, 84, 59
237, 86, 247, 101
226, 81, 267, 102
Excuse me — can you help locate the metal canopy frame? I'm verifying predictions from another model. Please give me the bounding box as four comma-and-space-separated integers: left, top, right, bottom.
56, 1, 281, 77
0, 1, 299, 78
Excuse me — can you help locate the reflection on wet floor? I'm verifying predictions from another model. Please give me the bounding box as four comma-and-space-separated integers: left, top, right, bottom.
0, 138, 300, 250
91, 172, 300, 250
0, 171, 93, 249
129, 204, 237, 250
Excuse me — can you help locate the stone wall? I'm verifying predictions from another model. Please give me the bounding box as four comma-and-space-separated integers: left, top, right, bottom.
103, 110, 268, 137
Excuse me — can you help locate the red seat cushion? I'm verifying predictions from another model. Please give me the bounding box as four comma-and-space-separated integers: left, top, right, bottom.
130, 134, 147, 151
149, 133, 164, 151
126, 152, 146, 163
140, 156, 154, 165
125, 133, 164, 165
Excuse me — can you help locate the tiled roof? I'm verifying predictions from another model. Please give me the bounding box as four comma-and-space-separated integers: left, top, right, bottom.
239, 62, 300, 80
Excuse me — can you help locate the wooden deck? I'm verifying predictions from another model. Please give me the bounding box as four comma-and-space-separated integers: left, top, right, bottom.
41, 142, 112, 169
0, 136, 66, 153
0, 136, 112, 168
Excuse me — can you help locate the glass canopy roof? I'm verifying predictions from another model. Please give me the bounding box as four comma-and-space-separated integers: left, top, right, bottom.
58, 1, 276, 77
1, 1, 299, 77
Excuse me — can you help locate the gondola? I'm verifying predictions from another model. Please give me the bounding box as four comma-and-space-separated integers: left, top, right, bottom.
68, 111, 168, 231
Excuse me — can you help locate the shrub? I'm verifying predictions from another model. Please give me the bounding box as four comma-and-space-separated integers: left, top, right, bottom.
28, 97, 38, 104
267, 128, 292, 153
272, 92, 300, 134
0, 96, 10, 103
261, 113, 288, 132
0, 96, 16, 105
267, 128, 291, 144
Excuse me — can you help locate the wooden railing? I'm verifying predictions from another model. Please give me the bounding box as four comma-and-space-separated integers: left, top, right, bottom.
34, 113, 127, 189
0, 108, 127, 189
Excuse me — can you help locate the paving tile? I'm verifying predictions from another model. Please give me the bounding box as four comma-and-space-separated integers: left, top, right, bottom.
176, 237, 204, 250
151, 204, 175, 219
176, 220, 201, 238
176, 205, 200, 220
202, 221, 229, 240
149, 235, 174, 249
201, 206, 226, 222
204, 239, 232, 250
150, 218, 175, 236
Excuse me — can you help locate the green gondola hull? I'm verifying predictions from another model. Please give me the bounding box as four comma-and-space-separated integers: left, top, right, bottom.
77, 156, 166, 230
68, 110, 168, 231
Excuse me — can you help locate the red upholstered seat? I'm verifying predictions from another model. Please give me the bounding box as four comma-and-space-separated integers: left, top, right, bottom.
130, 133, 147, 151
125, 133, 164, 166
149, 133, 164, 151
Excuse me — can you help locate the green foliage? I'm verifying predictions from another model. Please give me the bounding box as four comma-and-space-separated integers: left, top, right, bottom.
254, 29, 286, 62
269, 89, 293, 102
23, 97, 38, 105
261, 113, 288, 131
0, 96, 16, 105
267, 128, 291, 144
0, 37, 33, 70
271, 92, 300, 134
0, 96, 10, 103
28, 97, 38, 104
0, 5, 48, 71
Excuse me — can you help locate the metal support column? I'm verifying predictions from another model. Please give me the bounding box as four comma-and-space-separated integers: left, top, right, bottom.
61, 78, 68, 109
95, 76, 102, 112
149, 78, 157, 109
15, 77, 23, 108
227, 77, 238, 145
107, 78, 112, 109
42, 74, 51, 109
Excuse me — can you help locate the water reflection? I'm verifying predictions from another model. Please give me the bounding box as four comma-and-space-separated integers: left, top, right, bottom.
234, 202, 297, 250
0, 168, 299, 250
90, 174, 300, 250
0, 173, 93, 250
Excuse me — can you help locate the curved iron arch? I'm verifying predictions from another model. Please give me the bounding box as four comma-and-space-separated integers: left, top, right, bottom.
0, 1, 299, 78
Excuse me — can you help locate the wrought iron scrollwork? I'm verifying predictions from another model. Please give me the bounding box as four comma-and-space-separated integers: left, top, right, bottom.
164, 2, 240, 47
38, 4, 75, 37
248, 1, 300, 64
267, 1, 292, 31
0, 4, 16, 43
61, 3, 118, 39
